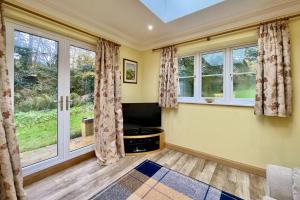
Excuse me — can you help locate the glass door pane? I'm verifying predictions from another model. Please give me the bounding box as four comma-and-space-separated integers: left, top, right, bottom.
69, 46, 95, 151
201, 51, 224, 98
14, 31, 59, 167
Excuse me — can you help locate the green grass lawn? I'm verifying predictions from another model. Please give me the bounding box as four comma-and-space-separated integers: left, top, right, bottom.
233, 88, 256, 98
16, 104, 93, 153
203, 88, 255, 99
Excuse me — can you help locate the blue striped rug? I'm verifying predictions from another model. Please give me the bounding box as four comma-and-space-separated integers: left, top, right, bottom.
91, 160, 243, 200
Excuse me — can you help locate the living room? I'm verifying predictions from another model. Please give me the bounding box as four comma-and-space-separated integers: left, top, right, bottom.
1, 0, 300, 200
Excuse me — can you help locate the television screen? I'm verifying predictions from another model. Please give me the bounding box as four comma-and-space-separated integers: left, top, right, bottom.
122, 103, 161, 130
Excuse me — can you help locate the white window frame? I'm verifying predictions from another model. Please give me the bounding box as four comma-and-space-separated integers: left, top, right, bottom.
199, 49, 226, 104
177, 54, 198, 103
177, 44, 257, 107
229, 44, 256, 106
6, 19, 96, 176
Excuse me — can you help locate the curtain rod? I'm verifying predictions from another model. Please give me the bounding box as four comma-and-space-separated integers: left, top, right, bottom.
152, 12, 300, 52
1, 0, 121, 47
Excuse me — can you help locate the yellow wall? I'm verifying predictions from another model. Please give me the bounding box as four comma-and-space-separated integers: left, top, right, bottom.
140, 19, 300, 169
120, 46, 143, 103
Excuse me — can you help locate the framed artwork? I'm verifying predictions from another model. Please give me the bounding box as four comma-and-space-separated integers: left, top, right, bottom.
123, 59, 138, 84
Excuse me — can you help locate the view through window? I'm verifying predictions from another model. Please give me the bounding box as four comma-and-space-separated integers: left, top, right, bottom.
178, 45, 257, 105
69, 46, 95, 151
14, 30, 59, 167
232, 46, 257, 99
201, 51, 224, 98
178, 56, 194, 97
12, 28, 96, 169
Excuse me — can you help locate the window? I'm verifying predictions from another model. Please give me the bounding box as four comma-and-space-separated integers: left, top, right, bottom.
232, 46, 257, 99
140, 0, 225, 23
178, 44, 257, 106
69, 46, 96, 151
7, 22, 96, 175
178, 56, 195, 97
14, 30, 59, 167
201, 51, 224, 98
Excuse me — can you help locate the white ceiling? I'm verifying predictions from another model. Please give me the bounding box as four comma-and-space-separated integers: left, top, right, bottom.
13, 0, 300, 50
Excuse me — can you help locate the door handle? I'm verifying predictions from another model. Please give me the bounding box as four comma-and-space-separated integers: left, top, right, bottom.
54, 96, 64, 111
66, 96, 73, 111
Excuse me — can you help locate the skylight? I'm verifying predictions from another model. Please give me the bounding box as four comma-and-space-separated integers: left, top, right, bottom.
140, 0, 224, 23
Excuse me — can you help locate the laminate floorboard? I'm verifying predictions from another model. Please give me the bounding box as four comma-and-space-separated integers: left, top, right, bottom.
25, 148, 266, 200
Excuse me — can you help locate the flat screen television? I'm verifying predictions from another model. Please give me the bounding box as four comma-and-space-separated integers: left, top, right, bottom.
122, 103, 161, 131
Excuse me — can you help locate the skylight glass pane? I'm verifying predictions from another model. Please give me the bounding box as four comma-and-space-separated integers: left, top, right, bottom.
140, 0, 224, 23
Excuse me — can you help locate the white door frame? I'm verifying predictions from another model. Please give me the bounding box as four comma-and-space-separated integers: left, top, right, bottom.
6, 19, 95, 176
63, 39, 95, 160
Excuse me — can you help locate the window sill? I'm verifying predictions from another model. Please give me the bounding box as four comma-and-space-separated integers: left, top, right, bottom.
177, 99, 254, 107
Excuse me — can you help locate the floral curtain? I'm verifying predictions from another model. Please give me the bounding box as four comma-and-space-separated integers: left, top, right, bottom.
159, 46, 178, 108
255, 20, 292, 117
94, 38, 125, 165
0, 4, 27, 200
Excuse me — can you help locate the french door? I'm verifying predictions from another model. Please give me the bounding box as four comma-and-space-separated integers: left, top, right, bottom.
6, 21, 96, 176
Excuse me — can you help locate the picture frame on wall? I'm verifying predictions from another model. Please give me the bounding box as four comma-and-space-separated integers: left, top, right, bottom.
123, 59, 138, 84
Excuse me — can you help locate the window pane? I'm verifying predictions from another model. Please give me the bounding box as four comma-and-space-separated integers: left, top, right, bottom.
233, 46, 257, 73
201, 52, 224, 98
202, 51, 224, 75
178, 56, 195, 98
14, 31, 58, 167
178, 56, 194, 77
69, 46, 95, 151
233, 73, 256, 98
179, 78, 194, 97
202, 76, 223, 97
232, 46, 257, 99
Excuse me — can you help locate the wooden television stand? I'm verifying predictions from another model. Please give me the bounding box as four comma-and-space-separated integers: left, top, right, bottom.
124, 128, 165, 156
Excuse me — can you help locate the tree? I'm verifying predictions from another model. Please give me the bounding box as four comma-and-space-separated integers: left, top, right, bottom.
14, 31, 58, 111
70, 47, 95, 106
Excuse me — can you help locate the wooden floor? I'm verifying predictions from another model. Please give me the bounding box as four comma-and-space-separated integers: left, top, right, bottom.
25, 148, 266, 200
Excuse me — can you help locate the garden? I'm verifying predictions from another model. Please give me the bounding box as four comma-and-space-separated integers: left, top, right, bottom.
14, 31, 95, 153
15, 104, 93, 152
